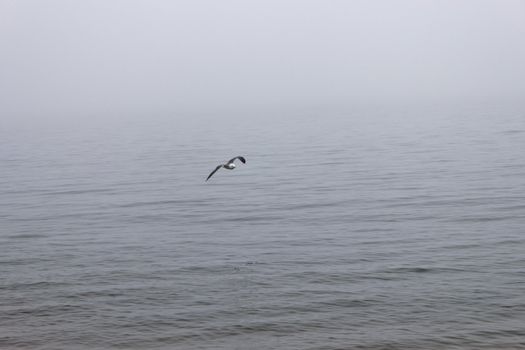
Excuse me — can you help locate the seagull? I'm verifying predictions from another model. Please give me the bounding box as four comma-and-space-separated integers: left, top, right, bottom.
206, 156, 246, 181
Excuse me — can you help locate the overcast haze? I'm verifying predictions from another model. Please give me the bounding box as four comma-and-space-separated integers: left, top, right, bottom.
1, 0, 524, 121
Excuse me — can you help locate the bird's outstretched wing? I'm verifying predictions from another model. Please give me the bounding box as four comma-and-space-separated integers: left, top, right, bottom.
206, 165, 222, 181
228, 156, 246, 164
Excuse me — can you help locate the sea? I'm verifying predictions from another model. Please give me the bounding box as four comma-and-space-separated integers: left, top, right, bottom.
1, 101, 525, 349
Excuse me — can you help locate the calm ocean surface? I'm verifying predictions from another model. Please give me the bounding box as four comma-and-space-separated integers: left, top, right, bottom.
1, 103, 525, 349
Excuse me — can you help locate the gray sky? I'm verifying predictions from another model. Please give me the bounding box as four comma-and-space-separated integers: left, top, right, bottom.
1, 0, 524, 120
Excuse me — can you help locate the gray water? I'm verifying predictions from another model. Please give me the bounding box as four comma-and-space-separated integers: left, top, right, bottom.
1, 103, 525, 349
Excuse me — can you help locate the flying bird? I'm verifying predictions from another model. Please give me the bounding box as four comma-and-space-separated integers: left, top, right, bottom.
206, 156, 246, 181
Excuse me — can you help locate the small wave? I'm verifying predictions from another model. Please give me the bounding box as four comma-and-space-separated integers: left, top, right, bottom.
444, 215, 520, 223
5, 233, 46, 239
284, 200, 349, 211
376, 266, 468, 275
39, 188, 115, 196
0, 257, 54, 266
118, 199, 208, 208
3, 280, 72, 291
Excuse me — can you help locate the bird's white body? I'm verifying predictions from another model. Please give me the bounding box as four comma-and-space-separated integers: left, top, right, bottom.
224, 163, 236, 169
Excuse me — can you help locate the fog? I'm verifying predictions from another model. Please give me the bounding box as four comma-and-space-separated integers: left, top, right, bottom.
1, 0, 524, 121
